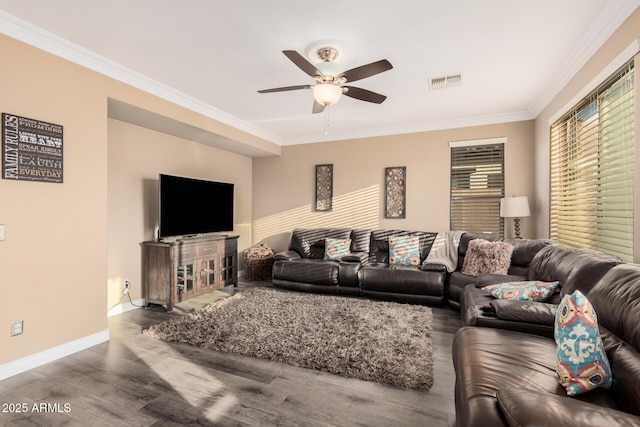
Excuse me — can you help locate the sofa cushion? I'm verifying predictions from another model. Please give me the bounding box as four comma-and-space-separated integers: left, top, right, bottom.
462, 239, 514, 275
555, 291, 612, 396
323, 238, 351, 261
489, 299, 557, 325
349, 229, 372, 254
503, 238, 553, 275
388, 235, 420, 266
587, 264, 640, 415
289, 228, 352, 259
527, 245, 622, 297
496, 388, 640, 427
483, 281, 560, 302
358, 265, 445, 297
272, 259, 340, 286
453, 327, 616, 414
368, 229, 437, 264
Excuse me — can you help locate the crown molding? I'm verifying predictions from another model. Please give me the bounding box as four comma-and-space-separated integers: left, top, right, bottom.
0, 10, 283, 146
528, 0, 640, 117
547, 38, 640, 126
281, 110, 533, 145
3, 3, 637, 149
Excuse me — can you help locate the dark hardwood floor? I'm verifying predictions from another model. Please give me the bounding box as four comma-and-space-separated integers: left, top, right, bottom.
0, 280, 462, 426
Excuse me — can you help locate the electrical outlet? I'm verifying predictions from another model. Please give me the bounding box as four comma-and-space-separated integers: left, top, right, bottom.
11, 320, 23, 336
123, 279, 131, 295
0, 224, 5, 241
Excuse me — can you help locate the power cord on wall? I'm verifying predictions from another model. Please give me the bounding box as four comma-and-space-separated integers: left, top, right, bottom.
107, 280, 145, 312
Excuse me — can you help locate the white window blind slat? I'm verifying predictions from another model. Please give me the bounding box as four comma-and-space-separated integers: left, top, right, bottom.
550, 60, 634, 262
450, 143, 504, 236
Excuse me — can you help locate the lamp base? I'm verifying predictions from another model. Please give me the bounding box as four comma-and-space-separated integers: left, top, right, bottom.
513, 217, 522, 239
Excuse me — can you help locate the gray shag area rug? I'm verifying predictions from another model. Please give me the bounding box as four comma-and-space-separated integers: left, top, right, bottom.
144, 288, 434, 391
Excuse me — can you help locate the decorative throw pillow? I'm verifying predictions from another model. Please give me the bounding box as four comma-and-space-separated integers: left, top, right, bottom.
482, 281, 561, 302
461, 239, 514, 275
324, 238, 351, 261
389, 235, 420, 266
554, 290, 612, 396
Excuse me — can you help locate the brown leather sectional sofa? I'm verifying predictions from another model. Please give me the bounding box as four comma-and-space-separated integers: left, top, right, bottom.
450, 236, 640, 426
453, 262, 640, 426
447, 233, 553, 310
272, 228, 448, 304
271, 229, 640, 425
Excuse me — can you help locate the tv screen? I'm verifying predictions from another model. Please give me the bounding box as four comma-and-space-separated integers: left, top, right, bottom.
159, 174, 234, 239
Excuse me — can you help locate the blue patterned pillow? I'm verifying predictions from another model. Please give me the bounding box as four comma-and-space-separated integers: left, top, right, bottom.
482, 281, 560, 302
554, 290, 612, 395
389, 235, 420, 266
324, 238, 351, 261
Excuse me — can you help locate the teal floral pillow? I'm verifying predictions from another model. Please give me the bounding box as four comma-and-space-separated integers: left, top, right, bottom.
389, 235, 420, 266
324, 238, 351, 261
554, 290, 612, 395
482, 281, 561, 302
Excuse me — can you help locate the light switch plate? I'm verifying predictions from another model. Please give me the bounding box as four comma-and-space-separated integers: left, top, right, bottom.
0, 224, 5, 241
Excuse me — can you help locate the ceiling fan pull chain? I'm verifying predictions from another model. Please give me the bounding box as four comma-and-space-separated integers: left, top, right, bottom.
324, 106, 330, 134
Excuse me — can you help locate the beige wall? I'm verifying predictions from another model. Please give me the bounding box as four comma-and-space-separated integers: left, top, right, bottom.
253, 120, 535, 252
534, 9, 640, 256
0, 34, 277, 370
107, 119, 253, 308
0, 36, 108, 364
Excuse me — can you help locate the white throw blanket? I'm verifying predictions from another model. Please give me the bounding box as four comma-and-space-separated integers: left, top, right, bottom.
424, 230, 464, 273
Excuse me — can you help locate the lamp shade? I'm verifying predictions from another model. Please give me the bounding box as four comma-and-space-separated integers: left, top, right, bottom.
500, 196, 530, 218
313, 83, 342, 106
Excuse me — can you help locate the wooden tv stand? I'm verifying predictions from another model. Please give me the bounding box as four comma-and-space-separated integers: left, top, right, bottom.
142, 235, 238, 312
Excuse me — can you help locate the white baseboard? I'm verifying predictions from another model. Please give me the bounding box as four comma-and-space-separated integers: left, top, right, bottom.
0, 329, 110, 381
107, 298, 146, 317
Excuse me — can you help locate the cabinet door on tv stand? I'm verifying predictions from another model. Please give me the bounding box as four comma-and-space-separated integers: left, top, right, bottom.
176, 261, 196, 298
221, 238, 238, 287
221, 253, 237, 286
198, 258, 219, 290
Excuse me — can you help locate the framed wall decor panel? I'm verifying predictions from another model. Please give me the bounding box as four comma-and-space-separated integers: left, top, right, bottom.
315, 164, 333, 211
2, 113, 63, 183
385, 166, 406, 218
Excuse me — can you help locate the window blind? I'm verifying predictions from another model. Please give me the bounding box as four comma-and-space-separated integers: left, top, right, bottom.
450, 143, 505, 236
550, 60, 634, 261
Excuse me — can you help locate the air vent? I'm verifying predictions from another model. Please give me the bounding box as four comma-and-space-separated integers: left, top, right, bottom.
429, 73, 462, 90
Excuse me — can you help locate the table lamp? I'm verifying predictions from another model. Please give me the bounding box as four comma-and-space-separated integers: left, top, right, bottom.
500, 196, 530, 239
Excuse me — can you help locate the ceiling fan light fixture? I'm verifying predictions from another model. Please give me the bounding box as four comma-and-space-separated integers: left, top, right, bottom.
313, 83, 342, 106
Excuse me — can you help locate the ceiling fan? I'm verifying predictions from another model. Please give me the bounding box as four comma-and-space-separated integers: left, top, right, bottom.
258, 47, 393, 114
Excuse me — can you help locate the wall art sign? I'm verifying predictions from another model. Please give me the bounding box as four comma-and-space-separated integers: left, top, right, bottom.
315, 164, 333, 211
385, 166, 406, 218
2, 113, 63, 183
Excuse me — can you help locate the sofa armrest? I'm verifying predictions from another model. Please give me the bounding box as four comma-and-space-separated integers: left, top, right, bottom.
489, 299, 557, 326
341, 251, 369, 263
420, 262, 447, 272
497, 387, 640, 427
274, 250, 301, 261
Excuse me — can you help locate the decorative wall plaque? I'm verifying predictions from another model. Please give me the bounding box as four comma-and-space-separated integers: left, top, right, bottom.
385, 166, 406, 218
315, 164, 333, 211
2, 113, 63, 183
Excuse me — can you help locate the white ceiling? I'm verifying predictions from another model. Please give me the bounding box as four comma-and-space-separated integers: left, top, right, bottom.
1, 0, 639, 147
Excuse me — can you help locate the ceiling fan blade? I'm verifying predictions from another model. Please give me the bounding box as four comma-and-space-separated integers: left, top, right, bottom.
283, 50, 324, 78
337, 59, 393, 83
312, 101, 326, 114
343, 86, 387, 104
258, 85, 312, 93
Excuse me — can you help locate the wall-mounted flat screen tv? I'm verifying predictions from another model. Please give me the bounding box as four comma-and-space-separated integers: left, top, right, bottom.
159, 173, 234, 239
